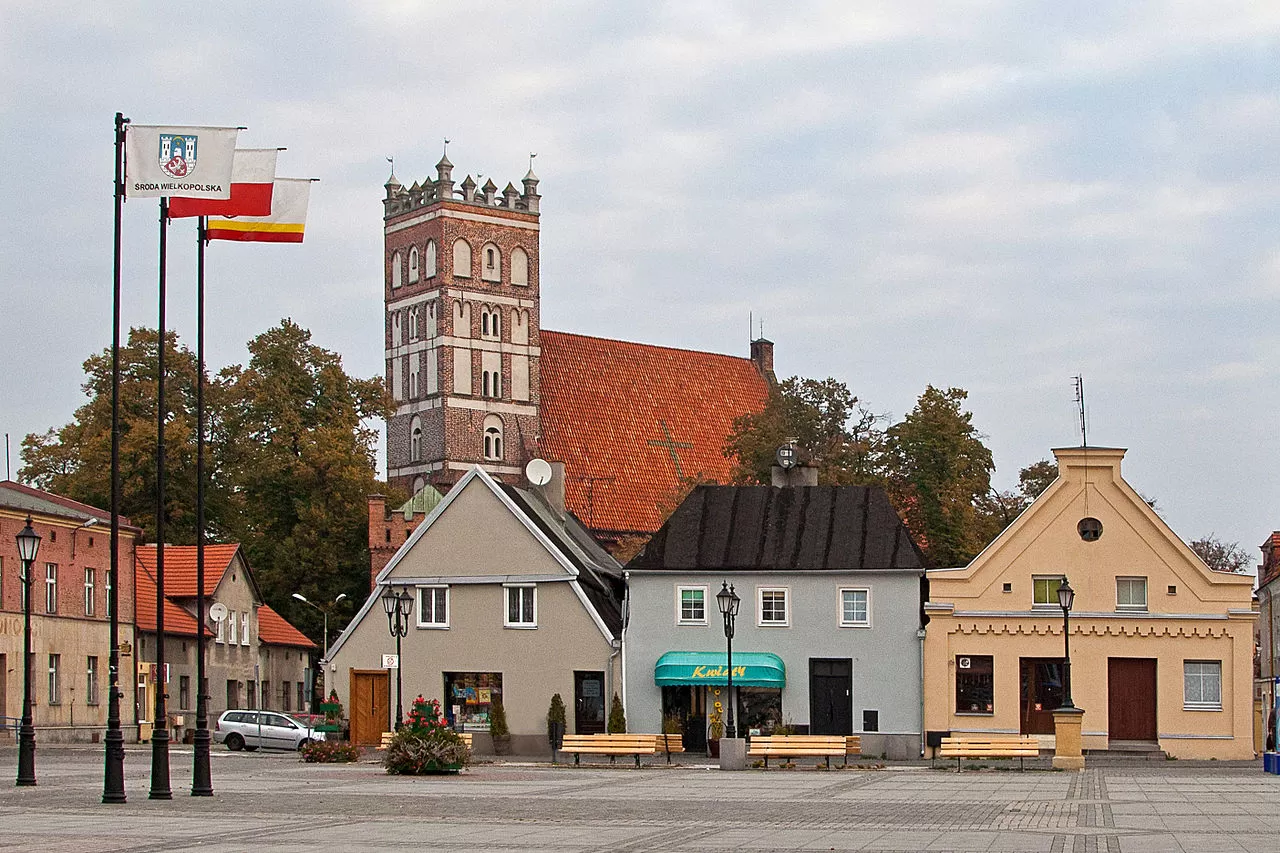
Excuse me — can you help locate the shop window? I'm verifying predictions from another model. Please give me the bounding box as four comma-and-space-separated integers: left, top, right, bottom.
505, 585, 536, 627
1116, 577, 1147, 611
738, 687, 783, 736
1184, 661, 1222, 710
839, 588, 869, 626
757, 587, 789, 626
955, 655, 994, 714
418, 586, 449, 628
445, 672, 503, 731
1032, 575, 1064, 607
677, 585, 707, 624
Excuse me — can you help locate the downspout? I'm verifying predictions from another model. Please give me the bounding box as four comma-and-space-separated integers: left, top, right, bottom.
621, 571, 630, 724
918, 627, 927, 758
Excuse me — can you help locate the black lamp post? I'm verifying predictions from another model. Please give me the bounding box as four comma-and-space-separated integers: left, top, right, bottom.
382, 587, 412, 731
15, 516, 41, 787
716, 581, 741, 740
1057, 578, 1076, 710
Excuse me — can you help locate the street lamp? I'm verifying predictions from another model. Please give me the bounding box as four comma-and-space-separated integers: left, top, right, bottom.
381, 586, 413, 730
293, 592, 347, 713
1057, 578, 1076, 710
716, 582, 741, 740
15, 516, 41, 787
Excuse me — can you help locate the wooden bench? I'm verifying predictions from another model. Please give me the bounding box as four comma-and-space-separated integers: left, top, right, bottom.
561, 733, 657, 768
843, 735, 862, 766
747, 735, 847, 768
379, 731, 473, 751
649, 733, 684, 763
938, 735, 1039, 770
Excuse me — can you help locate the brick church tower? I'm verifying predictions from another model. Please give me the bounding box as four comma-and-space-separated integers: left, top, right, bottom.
382, 153, 543, 495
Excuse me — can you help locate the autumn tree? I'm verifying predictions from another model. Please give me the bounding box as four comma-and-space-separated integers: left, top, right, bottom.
975, 458, 1059, 544
1189, 534, 1254, 574
880, 386, 994, 568
723, 376, 882, 485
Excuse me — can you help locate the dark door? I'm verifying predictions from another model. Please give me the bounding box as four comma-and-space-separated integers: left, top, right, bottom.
1019, 658, 1065, 734
350, 670, 389, 746
662, 685, 707, 750
809, 658, 853, 735
574, 671, 606, 734
1108, 658, 1157, 741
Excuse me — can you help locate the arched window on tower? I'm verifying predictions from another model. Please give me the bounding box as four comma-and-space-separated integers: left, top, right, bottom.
410, 416, 422, 462
483, 415, 504, 461
481, 306, 502, 342
511, 247, 529, 286
482, 243, 501, 283
424, 240, 437, 278
453, 239, 471, 278
408, 306, 419, 340
408, 246, 419, 283
391, 251, 403, 288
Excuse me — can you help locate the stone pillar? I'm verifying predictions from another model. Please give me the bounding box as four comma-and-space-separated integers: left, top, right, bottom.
719, 737, 747, 770
1052, 708, 1085, 770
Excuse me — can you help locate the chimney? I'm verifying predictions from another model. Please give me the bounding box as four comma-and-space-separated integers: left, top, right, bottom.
544, 461, 567, 515
751, 337, 776, 385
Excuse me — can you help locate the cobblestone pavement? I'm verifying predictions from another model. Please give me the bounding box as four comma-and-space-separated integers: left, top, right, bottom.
0, 746, 1278, 852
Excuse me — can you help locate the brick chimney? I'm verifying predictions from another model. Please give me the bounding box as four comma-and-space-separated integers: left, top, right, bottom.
750, 337, 776, 385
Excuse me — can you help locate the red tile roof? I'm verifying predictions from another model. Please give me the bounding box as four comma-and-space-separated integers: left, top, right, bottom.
257, 605, 316, 649
539, 331, 770, 535
135, 557, 206, 637
135, 544, 240, 597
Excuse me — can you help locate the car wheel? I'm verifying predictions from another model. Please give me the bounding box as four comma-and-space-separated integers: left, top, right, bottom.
226, 733, 244, 752
298, 738, 311, 751
244, 745, 259, 752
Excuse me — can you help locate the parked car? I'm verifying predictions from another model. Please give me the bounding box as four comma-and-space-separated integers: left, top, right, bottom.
215, 710, 326, 751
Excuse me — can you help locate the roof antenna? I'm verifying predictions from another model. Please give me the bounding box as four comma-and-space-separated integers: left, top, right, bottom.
1073, 375, 1087, 447
749, 311, 753, 344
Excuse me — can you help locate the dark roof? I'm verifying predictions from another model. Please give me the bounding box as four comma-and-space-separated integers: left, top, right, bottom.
0, 480, 139, 530
499, 483, 624, 636
629, 485, 927, 572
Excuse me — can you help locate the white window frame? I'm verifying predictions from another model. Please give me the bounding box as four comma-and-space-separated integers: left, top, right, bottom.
45, 563, 58, 614
86, 655, 100, 705
757, 586, 790, 627
241, 611, 250, 646
1032, 575, 1065, 608
676, 585, 708, 625
84, 567, 96, 616
1116, 576, 1148, 611
504, 584, 537, 628
229, 609, 238, 644
216, 612, 226, 644
1183, 660, 1222, 711
839, 587, 870, 627
417, 585, 450, 628
48, 653, 61, 705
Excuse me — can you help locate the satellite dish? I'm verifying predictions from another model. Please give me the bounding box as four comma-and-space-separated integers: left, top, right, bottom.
208, 602, 229, 623
525, 458, 553, 486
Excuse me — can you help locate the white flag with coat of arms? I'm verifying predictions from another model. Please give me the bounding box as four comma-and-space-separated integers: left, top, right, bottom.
125, 125, 239, 199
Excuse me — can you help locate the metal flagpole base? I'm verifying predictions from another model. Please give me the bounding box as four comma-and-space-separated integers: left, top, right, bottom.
191, 727, 213, 796
149, 729, 172, 799
16, 724, 36, 787
103, 724, 126, 802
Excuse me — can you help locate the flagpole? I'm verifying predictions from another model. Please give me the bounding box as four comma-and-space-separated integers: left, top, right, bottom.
192, 215, 213, 797
104, 111, 128, 805
150, 197, 173, 800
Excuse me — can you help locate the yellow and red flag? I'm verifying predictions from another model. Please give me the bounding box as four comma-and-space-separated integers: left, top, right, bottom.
206, 178, 310, 243
169, 149, 277, 218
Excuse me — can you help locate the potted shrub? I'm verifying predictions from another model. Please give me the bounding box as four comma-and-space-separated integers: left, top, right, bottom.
384, 695, 471, 775
607, 693, 627, 733
547, 693, 567, 758
489, 696, 511, 755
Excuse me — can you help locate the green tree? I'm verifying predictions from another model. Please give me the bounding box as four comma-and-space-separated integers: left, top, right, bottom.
724, 376, 882, 485
607, 693, 627, 733
1018, 459, 1058, 500
880, 386, 994, 568
1189, 534, 1254, 574
975, 458, 1060, 546
20, 327, 231, 544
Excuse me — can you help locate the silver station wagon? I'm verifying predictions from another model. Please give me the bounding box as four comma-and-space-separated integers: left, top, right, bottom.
215, 710, 326, 751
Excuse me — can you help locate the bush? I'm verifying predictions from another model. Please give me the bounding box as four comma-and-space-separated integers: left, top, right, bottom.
300, 739, 360, 763
547, 693, 567, 729
607, 693, 627, 733
384, 695, 471, 775
489, 696, 510, 738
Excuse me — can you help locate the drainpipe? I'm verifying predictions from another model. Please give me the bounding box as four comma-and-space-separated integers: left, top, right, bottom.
621, 572, 630, 725
918, 628, 927, 758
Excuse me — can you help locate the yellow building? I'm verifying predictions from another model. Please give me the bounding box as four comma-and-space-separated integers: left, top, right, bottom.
924, 447, 1256, 760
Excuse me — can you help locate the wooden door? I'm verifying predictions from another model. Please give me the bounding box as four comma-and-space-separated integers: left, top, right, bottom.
809, 658, 853, 735
1108, 658, 1157, 741
350, 670, 390, 746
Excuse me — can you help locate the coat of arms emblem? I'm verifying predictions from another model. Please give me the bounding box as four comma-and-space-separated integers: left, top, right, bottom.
159, 134, 197, 179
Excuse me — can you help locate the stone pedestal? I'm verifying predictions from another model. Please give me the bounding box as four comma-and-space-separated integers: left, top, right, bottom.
719, 737, 747, 770
1052, 707, 1086, 770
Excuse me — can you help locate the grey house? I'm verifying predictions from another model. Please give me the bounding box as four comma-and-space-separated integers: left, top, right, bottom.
624, 484, 927, 759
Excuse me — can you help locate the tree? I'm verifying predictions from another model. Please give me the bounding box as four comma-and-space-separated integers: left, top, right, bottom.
1189, 535, 1254, 574
607, 693, 627, 733
724, 376, 882, 485
880, 386, 994, 568
974, 458, 1059, 546
1018, 459, 1058, 500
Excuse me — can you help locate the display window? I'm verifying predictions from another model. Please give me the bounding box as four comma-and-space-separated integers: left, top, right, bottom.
444, 672, 503, 731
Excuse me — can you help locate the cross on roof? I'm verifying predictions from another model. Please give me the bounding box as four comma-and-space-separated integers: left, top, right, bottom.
647, 420, 694, 480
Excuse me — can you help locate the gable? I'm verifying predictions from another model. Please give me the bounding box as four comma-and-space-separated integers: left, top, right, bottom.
384, 473, 575, 582
930, 447, 1253, 612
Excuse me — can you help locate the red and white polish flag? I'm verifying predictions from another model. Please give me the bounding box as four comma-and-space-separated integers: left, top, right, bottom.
168, 149, 278, 218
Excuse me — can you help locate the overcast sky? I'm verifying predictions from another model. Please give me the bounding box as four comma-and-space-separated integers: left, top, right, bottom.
3, 1, 1277, 567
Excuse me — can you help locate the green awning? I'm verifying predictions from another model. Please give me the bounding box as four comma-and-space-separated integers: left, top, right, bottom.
654, 651, 786, 688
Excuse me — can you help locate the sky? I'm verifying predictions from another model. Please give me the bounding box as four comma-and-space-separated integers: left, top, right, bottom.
2, 1, 1277, 569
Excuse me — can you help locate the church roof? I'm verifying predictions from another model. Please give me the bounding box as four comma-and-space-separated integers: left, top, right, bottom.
539, 331, 770, 536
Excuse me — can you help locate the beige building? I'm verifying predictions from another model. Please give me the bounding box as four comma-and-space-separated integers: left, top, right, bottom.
328, 467, 623, 753
924, 447, 1256, 760
0, 481, 140, 743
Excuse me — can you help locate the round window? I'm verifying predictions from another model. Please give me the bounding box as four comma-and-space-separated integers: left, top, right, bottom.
1077, 517, 1103, 542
